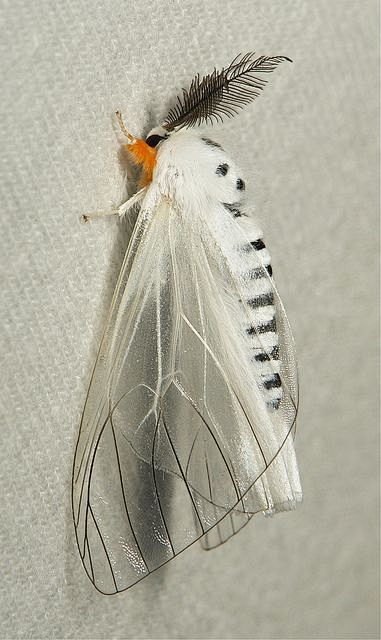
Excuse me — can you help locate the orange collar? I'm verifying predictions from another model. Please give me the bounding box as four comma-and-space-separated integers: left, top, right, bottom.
124, 138, 157, 186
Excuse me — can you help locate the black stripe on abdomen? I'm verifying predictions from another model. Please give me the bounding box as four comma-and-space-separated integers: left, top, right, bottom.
263, 373, 281, 390
247, 292, 274, 308
258, 317, 277, 333
246, 266, 273, 279
254, 345, 279, 362
240, 231, 281, 410
247, 317, 277, 335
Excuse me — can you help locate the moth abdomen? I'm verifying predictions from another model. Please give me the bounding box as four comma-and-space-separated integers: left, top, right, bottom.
230, 221, 282, 410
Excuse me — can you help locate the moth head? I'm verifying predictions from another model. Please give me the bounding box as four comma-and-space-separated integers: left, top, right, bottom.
145, 125, 169, 148
116, 112, 169, 186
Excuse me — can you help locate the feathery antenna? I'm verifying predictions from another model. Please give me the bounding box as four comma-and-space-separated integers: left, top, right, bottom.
163, 52, 292, 130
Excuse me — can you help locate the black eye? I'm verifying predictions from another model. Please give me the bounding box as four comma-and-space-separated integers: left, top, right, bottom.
145, 134, 166, 148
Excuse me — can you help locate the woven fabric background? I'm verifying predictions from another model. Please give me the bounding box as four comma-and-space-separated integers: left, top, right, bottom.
0, 0, 379, 638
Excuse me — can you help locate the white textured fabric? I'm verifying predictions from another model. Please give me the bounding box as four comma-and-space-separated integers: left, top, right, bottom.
0, 0, 379, 638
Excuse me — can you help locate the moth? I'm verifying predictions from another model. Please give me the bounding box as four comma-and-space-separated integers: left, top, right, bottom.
72, 53, 302, 595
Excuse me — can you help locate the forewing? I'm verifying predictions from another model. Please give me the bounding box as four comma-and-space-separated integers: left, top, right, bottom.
72, 197, 300, 593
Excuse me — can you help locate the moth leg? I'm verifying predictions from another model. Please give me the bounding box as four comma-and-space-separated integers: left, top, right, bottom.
81, 188, 147, 223
117, 188, 147, 218
81, 208, 119, 223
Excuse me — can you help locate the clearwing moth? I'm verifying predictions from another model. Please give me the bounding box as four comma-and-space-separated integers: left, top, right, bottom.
73, 52, 302, 595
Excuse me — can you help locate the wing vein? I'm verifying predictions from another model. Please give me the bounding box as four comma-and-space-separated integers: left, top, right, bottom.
161, 411, 205, 534
109, 413, 149, 574
152, 410, 176, 556
88, 504, 118, 592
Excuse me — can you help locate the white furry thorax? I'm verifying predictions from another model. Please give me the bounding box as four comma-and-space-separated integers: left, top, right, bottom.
149, 129, 246, 213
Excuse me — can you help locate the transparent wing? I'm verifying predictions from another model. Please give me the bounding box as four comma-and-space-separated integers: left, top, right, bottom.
198, 207, 301, 550
72, 197, 300, 594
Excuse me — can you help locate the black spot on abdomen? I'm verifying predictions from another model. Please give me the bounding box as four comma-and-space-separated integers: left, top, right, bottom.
201, 137, 223, 149
236, 178, 245, 191
223, 202, 246, 218
251, 239, 265, 250
216, 163, 229, 176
